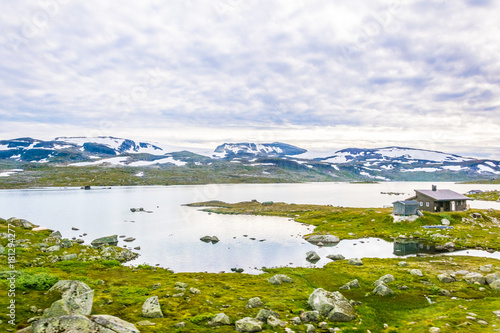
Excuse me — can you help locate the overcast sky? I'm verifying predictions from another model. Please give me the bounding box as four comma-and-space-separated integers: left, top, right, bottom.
1, 0, 499, 158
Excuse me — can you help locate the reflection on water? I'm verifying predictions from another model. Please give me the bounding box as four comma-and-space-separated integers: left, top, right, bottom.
393, 239, 436, 256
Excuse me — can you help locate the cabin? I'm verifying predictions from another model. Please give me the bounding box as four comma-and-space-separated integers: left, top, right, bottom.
408, 185, 471, 212
392, 200, 419, 216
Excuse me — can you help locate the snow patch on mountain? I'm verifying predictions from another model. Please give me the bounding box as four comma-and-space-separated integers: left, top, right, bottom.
214, 142, 307, 158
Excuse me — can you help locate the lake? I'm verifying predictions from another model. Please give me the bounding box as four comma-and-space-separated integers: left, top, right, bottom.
1, 182, 499, 273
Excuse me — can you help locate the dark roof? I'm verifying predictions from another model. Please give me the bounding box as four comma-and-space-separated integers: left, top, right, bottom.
393, 200, 419, 205
415, 189, 471, 201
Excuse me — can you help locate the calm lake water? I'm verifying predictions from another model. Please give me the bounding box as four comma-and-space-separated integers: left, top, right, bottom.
1, 182, 499, 273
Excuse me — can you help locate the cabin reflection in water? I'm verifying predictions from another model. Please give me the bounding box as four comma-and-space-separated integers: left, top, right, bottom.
394, 240, 435, 256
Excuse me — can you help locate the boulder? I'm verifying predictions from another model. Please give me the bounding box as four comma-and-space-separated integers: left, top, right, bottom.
33, 315, 98, 332
46, 245, 60, 253
246, 297, 263, 308
489, 280, 500, 290
326, 254, 345, 261
464, 272, 486, 285
373, 283, 395, 296
268, 274, 293, 285
189, 287, 201, 294
267, 315, 286, 328
235, 317, 263, 332
256, 309, 280, 322
340, 279, 360, 290
49, 231, 62, 238
437, 273, 456, 283
348, 258, 363, 266
377, 274, 395, 284
306, 251, 321, 262
91, 235, 118, 247
486, 273, 500, 285
200, 235, 213, 243
33, 314, 140, 333
91, 314, 140, 332
175, 282, 188, 289
123, 237, 136, 242
441, 219, 450, 226
61, 254, 77, 261
308, 288, 356, 322
142, 296, 163, 318
44, 281, 94, 317
410, 269, 423, 277
208, 313, 231, 326
300, 311, 319, 323
305, 323, 316, 333
306, 235, 340, 245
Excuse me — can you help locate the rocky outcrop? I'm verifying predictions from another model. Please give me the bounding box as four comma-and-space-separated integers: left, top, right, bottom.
464, 272, 486, 285
7, 218, 38, 229
142, 296, 163, 318
437, 273, 456, 283
91, 235, 118, 247
307, 288, 356, 322
235, 317, 263, 332
268, 274, 293, 285
256, 309, 280, 322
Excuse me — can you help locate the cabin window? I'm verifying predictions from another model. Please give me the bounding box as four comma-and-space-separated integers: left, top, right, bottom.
426, 202, 429, 207
420, 202, 423, 207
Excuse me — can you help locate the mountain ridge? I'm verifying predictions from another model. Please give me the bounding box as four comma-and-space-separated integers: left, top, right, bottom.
1, 136, 499, 183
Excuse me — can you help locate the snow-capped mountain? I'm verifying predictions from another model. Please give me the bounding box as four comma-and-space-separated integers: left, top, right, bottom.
1, 137, 499, 182
213, 142, 307, 158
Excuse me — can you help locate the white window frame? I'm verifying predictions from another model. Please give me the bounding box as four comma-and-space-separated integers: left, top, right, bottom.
426, 202, 429, 207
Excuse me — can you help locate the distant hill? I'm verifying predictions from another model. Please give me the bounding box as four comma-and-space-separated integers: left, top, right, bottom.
0, 137, 499, 185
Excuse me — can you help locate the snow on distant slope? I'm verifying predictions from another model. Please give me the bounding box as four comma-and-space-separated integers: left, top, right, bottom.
55, 136, 167, 155
213, 142, 307, 158
68, 155, 187, 167
322, 147, 473, 164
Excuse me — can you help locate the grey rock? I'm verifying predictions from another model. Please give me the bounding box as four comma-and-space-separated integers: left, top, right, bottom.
91, 314, 140, 332
437, 273, 456, 283
174, 322, 185, 328
45, 280, 94, 317
267, 315, 286, 328
410, 269, 423, 277
290, 316, 301, 325
200, 235, 214, 243
326, 254, 345, 261
61, 254, 77, 261
373, 283, 395, 296
235, 317, 263, 332
306, 235, 340, 245
46, 245, 60, 253
398, 261, 408, 267
256, 309, 280, 322
142, 296, 163, 318
377, 274, 395, 284
300, 311, 320, 323
305, 323, 316, 333
268, 274, 293, 285
49, 231, 62, 238
208, 313, 230, 326
464, 272, 486, 285
308, 288, 356, 322
306, 251, 321, 262
246, 297, 263, 308
348, 258, 363, 266
175, 282, 188, 289
340, 279, 360, 290
189, 287, 201, 294
91, 235, 118, 247
486, 273, 500, 285
100, 246, 138, 262
123, 237, 136, 242
489, 280, 500, 290
33, 315, 97, 332
136, 320, 156, 326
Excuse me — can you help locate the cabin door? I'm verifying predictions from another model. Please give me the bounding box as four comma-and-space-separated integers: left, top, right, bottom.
451, 201, 456, 211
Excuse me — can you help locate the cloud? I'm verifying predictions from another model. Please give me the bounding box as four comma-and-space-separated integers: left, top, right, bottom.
0, 0, 499, 158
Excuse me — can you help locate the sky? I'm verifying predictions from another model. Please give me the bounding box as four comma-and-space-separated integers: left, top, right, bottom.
1, 0, 499, 158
